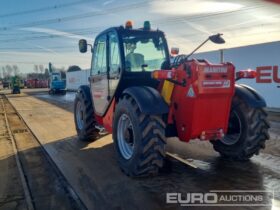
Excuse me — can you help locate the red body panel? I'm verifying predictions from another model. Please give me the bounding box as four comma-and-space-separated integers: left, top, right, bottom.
94, 99, 116, 133
97, 60, 235, 142
102, 99, 115, 133
169, 60, 235, 142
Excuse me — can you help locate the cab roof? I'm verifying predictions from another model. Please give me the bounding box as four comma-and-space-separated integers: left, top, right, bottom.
97, 26, 166, 38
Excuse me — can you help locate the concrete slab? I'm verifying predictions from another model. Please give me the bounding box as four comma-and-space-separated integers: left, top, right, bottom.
6, 92, 280, 210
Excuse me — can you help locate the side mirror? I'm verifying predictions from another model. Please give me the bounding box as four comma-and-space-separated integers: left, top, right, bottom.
171, 47, 179, 55
209, 33, 225, 44
79, 39, 88, 53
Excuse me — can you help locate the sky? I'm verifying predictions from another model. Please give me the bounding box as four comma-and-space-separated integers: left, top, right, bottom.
0, 0, 280, 74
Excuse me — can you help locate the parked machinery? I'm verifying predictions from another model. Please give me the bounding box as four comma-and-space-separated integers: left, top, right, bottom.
11, 76, 21, 94
26, 79, 49, 88
74, 21, 270, 177
48, 63, 66, 94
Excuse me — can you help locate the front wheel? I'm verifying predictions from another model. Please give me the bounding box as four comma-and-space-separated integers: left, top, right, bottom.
113, 95, 166, 177
74, 87, 99, 141
211, 96, 270, 160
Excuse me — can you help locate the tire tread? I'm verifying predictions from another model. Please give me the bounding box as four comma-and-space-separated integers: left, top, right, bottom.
114, 95, 166, 177
212, 97, 270, 160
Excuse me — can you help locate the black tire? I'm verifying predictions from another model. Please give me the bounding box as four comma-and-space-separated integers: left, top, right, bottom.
211, 96, 270, 160
12, 88, 20, 94
113, 95, 166, 177
74, 86, 99, 142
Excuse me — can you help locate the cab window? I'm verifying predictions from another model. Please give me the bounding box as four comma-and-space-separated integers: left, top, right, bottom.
92, 34, 107, 75
109, 32, 120, 74
123, 35, 167, 72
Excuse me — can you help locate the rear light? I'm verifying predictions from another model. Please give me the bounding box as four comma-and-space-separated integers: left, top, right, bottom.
217, 129, 224, 139
200, 129, 224, 140
171, 47, 179, 55
200, 131, 206, 140
125, 20, 133, 29
236, 69, 257, 79
152, 69, 175, 80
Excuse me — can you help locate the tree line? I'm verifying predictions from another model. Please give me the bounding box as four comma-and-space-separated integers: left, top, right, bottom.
0, 64, 82, 81
1, 65, 20, 78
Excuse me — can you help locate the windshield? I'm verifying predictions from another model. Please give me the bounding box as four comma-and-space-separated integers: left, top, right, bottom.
123, 34, 167, 72
52, 73, 60, 81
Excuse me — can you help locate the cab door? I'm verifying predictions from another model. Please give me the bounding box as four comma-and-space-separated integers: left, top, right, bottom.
90, 34, 109, 115
108, 31, 121, 101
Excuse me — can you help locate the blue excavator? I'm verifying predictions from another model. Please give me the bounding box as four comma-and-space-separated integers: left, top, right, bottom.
48, 63, 66, 94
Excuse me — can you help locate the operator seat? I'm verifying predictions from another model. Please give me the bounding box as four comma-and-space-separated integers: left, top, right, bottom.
125, 53, 144, 71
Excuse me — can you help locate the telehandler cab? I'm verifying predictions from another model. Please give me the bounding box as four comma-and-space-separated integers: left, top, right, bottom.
74, 21, 269, 177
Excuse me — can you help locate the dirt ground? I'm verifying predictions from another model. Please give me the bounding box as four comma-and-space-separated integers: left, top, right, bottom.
0, 100, 27, 210
1, 89, 280, 210
0, 94, 84, 210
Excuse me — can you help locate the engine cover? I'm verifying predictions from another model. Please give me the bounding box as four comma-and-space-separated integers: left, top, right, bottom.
169, 59, 235, 141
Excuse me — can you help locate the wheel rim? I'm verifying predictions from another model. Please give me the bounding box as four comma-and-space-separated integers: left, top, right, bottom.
76, 101, 84, 130
221, 110, 242, 145
117, 113, 135, 160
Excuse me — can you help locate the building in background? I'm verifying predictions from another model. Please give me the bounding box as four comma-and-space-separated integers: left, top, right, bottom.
66, 69, 90, 91
195, 41, 280, 110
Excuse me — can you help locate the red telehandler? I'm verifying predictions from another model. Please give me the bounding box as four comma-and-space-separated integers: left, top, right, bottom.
74, 21, 270, 177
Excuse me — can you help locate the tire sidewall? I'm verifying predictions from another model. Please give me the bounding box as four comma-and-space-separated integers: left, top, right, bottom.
214, 102, 249, 154
113, 99, 144, 173
74, 91, 87, 140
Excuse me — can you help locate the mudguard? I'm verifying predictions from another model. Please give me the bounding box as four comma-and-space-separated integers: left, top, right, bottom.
234, 84, 266, 108
123, 86, 169, 115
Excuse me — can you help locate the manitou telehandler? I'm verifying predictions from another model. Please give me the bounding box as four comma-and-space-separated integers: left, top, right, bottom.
74, 21, 270, 177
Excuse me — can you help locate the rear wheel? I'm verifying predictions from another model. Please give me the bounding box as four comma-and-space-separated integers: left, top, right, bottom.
74, 87, 99, 141
211, 96, 270, 160
113, 95, 166, 177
